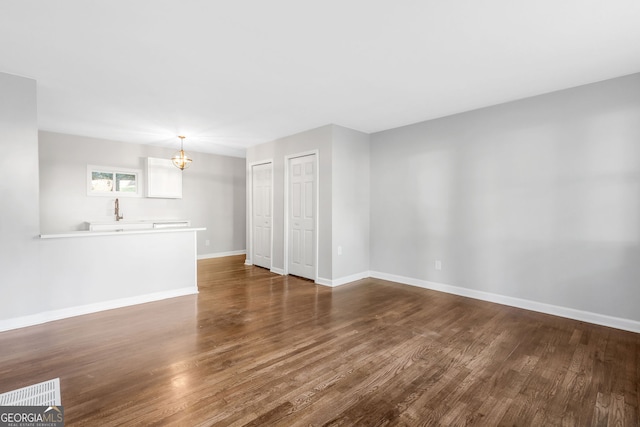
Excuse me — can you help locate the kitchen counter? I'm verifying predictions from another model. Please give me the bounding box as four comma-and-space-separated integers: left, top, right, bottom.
26, 226, 207, 330
40, 227, 205, 239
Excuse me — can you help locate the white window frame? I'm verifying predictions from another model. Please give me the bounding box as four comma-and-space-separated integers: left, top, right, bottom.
87, 165, 143, 197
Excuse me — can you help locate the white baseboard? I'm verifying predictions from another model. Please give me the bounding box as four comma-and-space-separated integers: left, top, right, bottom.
242, 262, 284, 275
316, 271, 370, 287
198, 250, 246, 260
315, 277, 332, 286
5, 265, 636, 333
243, 261, 283, 275
369, 271, 640, 334
0, 287, 198, 333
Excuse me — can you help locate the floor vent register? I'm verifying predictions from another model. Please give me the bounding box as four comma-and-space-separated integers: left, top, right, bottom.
0, 378, 61, 406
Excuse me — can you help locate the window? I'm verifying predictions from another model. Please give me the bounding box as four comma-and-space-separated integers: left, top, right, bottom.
87, 165, 142, 197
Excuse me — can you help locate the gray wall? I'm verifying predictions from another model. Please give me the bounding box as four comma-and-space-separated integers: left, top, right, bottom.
370, 73, 640, 321
39, 131, 246, 255
247, 125, 334, 279
0, 72, 42, 321
332, 125, 370, 279
246, 124, 370, 282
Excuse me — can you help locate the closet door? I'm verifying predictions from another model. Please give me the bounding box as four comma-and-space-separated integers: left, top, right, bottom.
288, 154, 316, 280
252, 162, 272, 269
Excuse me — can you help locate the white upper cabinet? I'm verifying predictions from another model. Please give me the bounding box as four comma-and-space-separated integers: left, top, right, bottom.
146, 157, 183, 198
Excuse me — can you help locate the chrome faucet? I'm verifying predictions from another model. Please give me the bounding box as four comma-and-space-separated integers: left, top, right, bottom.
114, 198, 123, 221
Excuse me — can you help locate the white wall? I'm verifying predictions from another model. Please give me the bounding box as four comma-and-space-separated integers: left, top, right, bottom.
0, 72, 42, 321
370, 73, 640, 323
39, 131, 246, 256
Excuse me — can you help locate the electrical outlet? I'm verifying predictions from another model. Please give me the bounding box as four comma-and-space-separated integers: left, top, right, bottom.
337, 246, 343, 255
205, 240, 210, 246
435, 260, 442, 270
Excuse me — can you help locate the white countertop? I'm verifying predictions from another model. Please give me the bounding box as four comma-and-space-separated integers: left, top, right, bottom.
40, 227, 206, 239
86, 219, 190, 226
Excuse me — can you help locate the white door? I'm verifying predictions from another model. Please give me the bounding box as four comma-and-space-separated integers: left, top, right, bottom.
288, 154, 316, 279
252, 163, 272, 269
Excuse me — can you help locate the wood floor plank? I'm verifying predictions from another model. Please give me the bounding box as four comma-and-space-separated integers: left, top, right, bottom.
1, 254, 639, 426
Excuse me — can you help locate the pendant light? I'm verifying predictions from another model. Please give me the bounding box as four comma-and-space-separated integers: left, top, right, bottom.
171, 135, 192, 170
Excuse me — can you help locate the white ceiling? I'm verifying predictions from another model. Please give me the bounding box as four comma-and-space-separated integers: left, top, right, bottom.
2, 1, 640, 157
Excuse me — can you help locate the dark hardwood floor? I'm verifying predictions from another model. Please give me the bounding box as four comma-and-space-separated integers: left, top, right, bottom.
1, 255, 638, 426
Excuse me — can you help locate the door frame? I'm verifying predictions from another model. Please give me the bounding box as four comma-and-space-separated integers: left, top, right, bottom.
248, 159, 274, 269
284, 150, 319, 281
